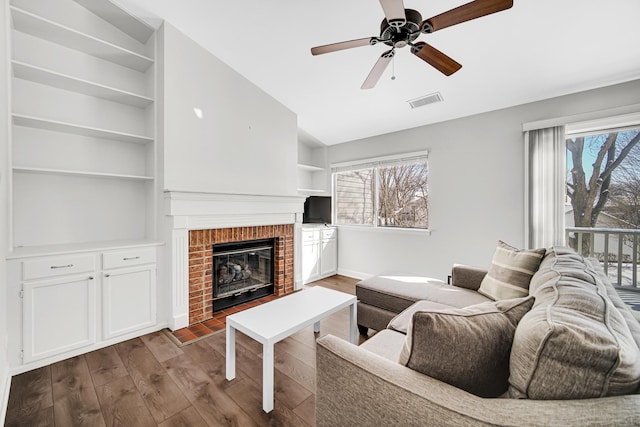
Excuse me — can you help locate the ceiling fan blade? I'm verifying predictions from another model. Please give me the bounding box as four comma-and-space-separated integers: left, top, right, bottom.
379, 0, 406, 27
361, 50, 395, 90
411, 42, 462, 76
422, 0, 513, 33
311, 37, 375, 55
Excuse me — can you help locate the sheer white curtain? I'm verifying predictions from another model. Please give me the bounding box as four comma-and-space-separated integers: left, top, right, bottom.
524, 125, 566, 248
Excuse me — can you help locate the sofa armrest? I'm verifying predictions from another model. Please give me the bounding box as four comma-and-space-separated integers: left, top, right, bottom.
451, 264, 488, 291
316, 334, 640, 427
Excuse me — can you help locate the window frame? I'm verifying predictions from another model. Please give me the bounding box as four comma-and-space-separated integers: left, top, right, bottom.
331, 151, 430, 232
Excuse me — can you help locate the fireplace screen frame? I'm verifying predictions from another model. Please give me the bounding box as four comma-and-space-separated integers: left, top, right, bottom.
212, 238, 275, 312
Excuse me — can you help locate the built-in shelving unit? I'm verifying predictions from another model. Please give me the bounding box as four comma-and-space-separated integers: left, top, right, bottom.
297, 138, 329, 195
8, 0, 158, 251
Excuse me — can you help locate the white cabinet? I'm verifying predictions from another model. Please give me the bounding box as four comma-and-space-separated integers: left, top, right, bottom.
103, 265, 156, 340
11, 244, 158, 366
320, 229, 338, 277
102, 247, 157, 339
23, 273, 97, 363
302, 226, 338, 284
302, 233, 321, 282
8, 0, 158, 252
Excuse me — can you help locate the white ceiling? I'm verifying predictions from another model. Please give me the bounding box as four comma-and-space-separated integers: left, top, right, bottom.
113, 0, 640, 146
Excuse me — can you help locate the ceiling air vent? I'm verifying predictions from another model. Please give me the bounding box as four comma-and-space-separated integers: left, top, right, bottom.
407, 92, 443, 109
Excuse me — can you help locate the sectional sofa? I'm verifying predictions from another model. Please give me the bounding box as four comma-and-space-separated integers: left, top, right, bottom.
316, 245, 640, 426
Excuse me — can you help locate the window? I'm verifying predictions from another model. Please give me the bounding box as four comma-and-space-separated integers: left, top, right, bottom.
333, 153, 429, 230
565, 125, 640, 254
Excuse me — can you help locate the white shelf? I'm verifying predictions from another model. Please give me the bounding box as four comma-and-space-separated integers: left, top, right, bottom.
13, 166, 154, 181
74, 0, 154, 44
12, 114, 153, 145
297, 163, 325, 172
12, 61, 153, 108
298, 188, 326, 194
11, 6, 154, 72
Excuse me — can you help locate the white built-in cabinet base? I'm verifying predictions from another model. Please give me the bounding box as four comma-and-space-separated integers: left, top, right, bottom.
301, 226, 338, 284
8, 244, 160, 371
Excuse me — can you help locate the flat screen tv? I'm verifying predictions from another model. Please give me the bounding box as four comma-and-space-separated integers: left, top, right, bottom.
303, 196, 332, 224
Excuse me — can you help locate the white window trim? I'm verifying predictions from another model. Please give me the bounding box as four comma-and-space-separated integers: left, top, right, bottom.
522, 104, 640, 132
330, 150, 428, 170
336, 224, 432, 236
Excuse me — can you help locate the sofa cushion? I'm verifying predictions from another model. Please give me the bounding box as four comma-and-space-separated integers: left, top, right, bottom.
359, 329, 407, 362
357, 272, 490, 315
398, 296, 535, 397
508, 246, 640, 399
478, 241, 545, 301
388, 300, 453, 334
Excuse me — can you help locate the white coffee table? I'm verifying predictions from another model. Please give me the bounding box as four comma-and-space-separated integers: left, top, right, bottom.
225, 286, 357, 412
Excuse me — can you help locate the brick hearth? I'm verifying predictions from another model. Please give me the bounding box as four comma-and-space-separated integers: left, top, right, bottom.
188, 225, 294, 325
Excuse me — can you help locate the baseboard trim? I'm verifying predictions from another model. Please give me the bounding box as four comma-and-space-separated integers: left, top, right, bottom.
337, 268, 371, 281
170, 314, 189, 331
10, 323, 168, 376
0, 367, 10, 426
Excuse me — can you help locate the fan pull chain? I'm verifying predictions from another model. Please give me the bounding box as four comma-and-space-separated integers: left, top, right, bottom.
391, 55, 396, 81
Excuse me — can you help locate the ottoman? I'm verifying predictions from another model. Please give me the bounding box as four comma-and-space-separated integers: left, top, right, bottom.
356, 272, 447, 334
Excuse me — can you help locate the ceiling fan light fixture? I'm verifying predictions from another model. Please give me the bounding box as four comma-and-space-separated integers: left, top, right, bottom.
407, 92, 444, 109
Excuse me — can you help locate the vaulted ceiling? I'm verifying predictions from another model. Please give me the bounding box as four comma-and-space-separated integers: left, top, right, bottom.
114, 0, 640, 145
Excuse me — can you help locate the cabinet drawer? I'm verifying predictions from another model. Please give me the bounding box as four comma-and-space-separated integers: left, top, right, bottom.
302, 230, 319, 243
23, 254, 95, 281
322, 228, 337, 240
103, 247, 155, 269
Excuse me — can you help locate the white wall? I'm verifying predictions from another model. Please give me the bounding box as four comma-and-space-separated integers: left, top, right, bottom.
1, 0, 11, 421
161, 23, 297, 196
329, 79, 640, 281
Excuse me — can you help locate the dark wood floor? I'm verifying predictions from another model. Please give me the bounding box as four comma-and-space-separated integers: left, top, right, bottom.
5, 275, 369, 427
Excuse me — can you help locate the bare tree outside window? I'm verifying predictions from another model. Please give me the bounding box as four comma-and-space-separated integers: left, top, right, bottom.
378, 162, 428, 229
566, 128, 640, 254
334, 156, 429, 229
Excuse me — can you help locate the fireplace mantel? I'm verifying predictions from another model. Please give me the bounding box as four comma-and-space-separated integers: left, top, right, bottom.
164, 191, 306, 330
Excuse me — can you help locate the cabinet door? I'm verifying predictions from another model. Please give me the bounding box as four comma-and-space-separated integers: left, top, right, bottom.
302, 241, 321, 283
23, 274, 97, 363
103, 265, 156, 340
321, 237, 338, 276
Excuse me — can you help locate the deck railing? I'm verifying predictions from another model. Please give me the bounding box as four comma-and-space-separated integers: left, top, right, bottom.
565, 227, 640, 288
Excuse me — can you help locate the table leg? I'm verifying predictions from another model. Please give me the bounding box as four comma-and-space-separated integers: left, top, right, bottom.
313, 320, 321, 333
226, 323, 236, 381
349, 301, 358, 344
263, 342, 274, 413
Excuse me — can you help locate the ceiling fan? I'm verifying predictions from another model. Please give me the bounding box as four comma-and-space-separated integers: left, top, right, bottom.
311, 0, 513, 89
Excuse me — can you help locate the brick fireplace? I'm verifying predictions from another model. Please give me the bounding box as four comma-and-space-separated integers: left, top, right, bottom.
188, 225, 294, 325
165, 191, 305, 331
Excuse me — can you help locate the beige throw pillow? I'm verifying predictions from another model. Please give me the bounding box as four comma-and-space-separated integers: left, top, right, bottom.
398, 296, 535, 397
477, 241, 545, 300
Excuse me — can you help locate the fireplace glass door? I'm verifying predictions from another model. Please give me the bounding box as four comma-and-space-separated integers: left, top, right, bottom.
212, 238, 274, 311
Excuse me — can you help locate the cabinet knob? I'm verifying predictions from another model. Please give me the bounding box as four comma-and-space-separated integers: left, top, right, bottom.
105, 274, 111, 278
89, 276, 94, 280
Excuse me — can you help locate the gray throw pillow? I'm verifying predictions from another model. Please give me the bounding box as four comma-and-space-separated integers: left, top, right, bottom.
399, 296, 535, 397
477, 241, 545, 301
